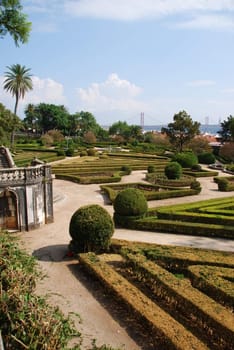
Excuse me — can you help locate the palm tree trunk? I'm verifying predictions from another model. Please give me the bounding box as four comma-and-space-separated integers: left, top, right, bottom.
11, 95, 19, 147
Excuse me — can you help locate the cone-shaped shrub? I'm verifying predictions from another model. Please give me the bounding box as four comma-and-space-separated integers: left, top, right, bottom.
69, 204, 114, 253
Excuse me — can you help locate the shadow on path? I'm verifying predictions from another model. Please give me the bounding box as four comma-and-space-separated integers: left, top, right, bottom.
68, 262, 158, 350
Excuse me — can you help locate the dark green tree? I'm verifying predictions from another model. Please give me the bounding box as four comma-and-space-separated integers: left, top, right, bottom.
109, 121, 142, 141
0, 0, 31, 46
30, 103, 69, 134
0, 103, 22, 144
75, 111, 101, 137
218, 115, 234, 142
162, 111, 200, 152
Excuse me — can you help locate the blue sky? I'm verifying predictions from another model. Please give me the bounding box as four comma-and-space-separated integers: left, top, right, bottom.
1, 0, 234, 126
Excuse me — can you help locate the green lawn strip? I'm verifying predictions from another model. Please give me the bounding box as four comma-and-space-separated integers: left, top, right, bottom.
120, 251, 234, 350
155, 197, 234, 213
79, 252, 208, 350
156, 210, 234, 226
188, 265, 234, 311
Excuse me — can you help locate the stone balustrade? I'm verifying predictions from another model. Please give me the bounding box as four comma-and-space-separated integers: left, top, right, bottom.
0, 164, 52, 187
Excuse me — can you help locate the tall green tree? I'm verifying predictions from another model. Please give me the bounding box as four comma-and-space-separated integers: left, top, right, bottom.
76, 111, 101, 137
0, 103, 22, 145
31, 103, 69, 134
0, 0, 31, 46
161, 110, 200, 152
109, 121, 142, 141
218, 115, 234, 142
3, 64, 33, 115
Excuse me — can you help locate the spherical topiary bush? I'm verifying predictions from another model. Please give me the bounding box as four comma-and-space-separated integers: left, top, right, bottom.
69, 204, 114, 253
113, 188, 148, 227
164, 162, 182, 180
173, 152, 198, 168
87, 148, 96, 156
198, 152, 216, 164
114, 188, 147, 217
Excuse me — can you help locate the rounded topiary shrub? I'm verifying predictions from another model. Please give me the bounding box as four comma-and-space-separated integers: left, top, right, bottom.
191, 164, 202, 171
164, 162, 182, 180
66, 147, 74, 157
198, 152, 216, 164
148, 165, 156, 173
87, 148, 96, 156
121, 165, 132, 174
114, 188, 148, 217
190, 180, 201, 193
80, 150, 88, 157
113, 188, 148, 227
173, 152, 198, 168
69, 204, 114, 253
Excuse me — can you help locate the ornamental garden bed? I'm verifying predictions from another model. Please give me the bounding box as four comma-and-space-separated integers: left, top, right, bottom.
78, 240, 234, 350
116, 197, 234, 240
100, 182, 199, 203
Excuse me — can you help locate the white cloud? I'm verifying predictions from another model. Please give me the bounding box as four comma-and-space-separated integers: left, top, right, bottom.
177, 14, 234, 30
64, 0, 234, 21
221, 88, 234, 93
76, 73, 147, 121
186, 80, 216, 87
0, 76, 67, 118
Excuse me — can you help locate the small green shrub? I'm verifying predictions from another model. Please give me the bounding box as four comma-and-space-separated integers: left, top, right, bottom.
87, 148, 96, 156
173, 152, 198, 168
148, 165, 156, 173
121, 165, 132, 174
190, 180, 201, 192
65, 147, 74, 157
164, 162, 182, 180
80, 150, 88, 157
69, 204, 114, 253
215, 178, 229, 191
56, 149, 65, 156
191, 164, 202, 171
198, 152, 216, 164
113, 188, 148, 218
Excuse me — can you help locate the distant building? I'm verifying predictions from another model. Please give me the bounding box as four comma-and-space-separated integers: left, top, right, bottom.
0, 146, 53, 231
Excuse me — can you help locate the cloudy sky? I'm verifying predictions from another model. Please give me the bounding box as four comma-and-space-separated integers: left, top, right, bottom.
1, 0, 234, 125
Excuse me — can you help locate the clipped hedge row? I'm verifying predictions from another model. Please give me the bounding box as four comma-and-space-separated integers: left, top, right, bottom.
79, 252, 208, 350
183, 169, 218, 177
100, 182, 200, 204
145, 173, 194, 186
120, 250, 234, 350
156, 209, 234, 226
188, 265, 234, 311
131, 218, 234, 239
55, 172, 122, 184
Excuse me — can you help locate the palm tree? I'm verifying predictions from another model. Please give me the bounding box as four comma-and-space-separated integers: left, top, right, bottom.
3, 64, 33, 146
4, 64, 33, 115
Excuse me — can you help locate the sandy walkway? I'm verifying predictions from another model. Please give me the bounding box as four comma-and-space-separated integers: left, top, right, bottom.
18, 169, 234, 349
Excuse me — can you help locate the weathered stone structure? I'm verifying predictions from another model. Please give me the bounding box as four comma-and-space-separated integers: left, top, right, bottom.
0, 146, 53, 231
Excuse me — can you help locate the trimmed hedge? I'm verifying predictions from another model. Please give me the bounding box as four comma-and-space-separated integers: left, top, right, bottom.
120, 251, 234, 350
79, 252, 208, 350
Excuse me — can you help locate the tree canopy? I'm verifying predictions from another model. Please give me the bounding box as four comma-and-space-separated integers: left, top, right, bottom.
109, 120, 142, 141
218, 115, 234, 142
0, 0, 31, 46
0, 103, 22, 144
161, 110, 200, 152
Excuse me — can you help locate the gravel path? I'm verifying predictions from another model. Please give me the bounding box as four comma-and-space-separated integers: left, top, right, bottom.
18, 169, 234, 349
